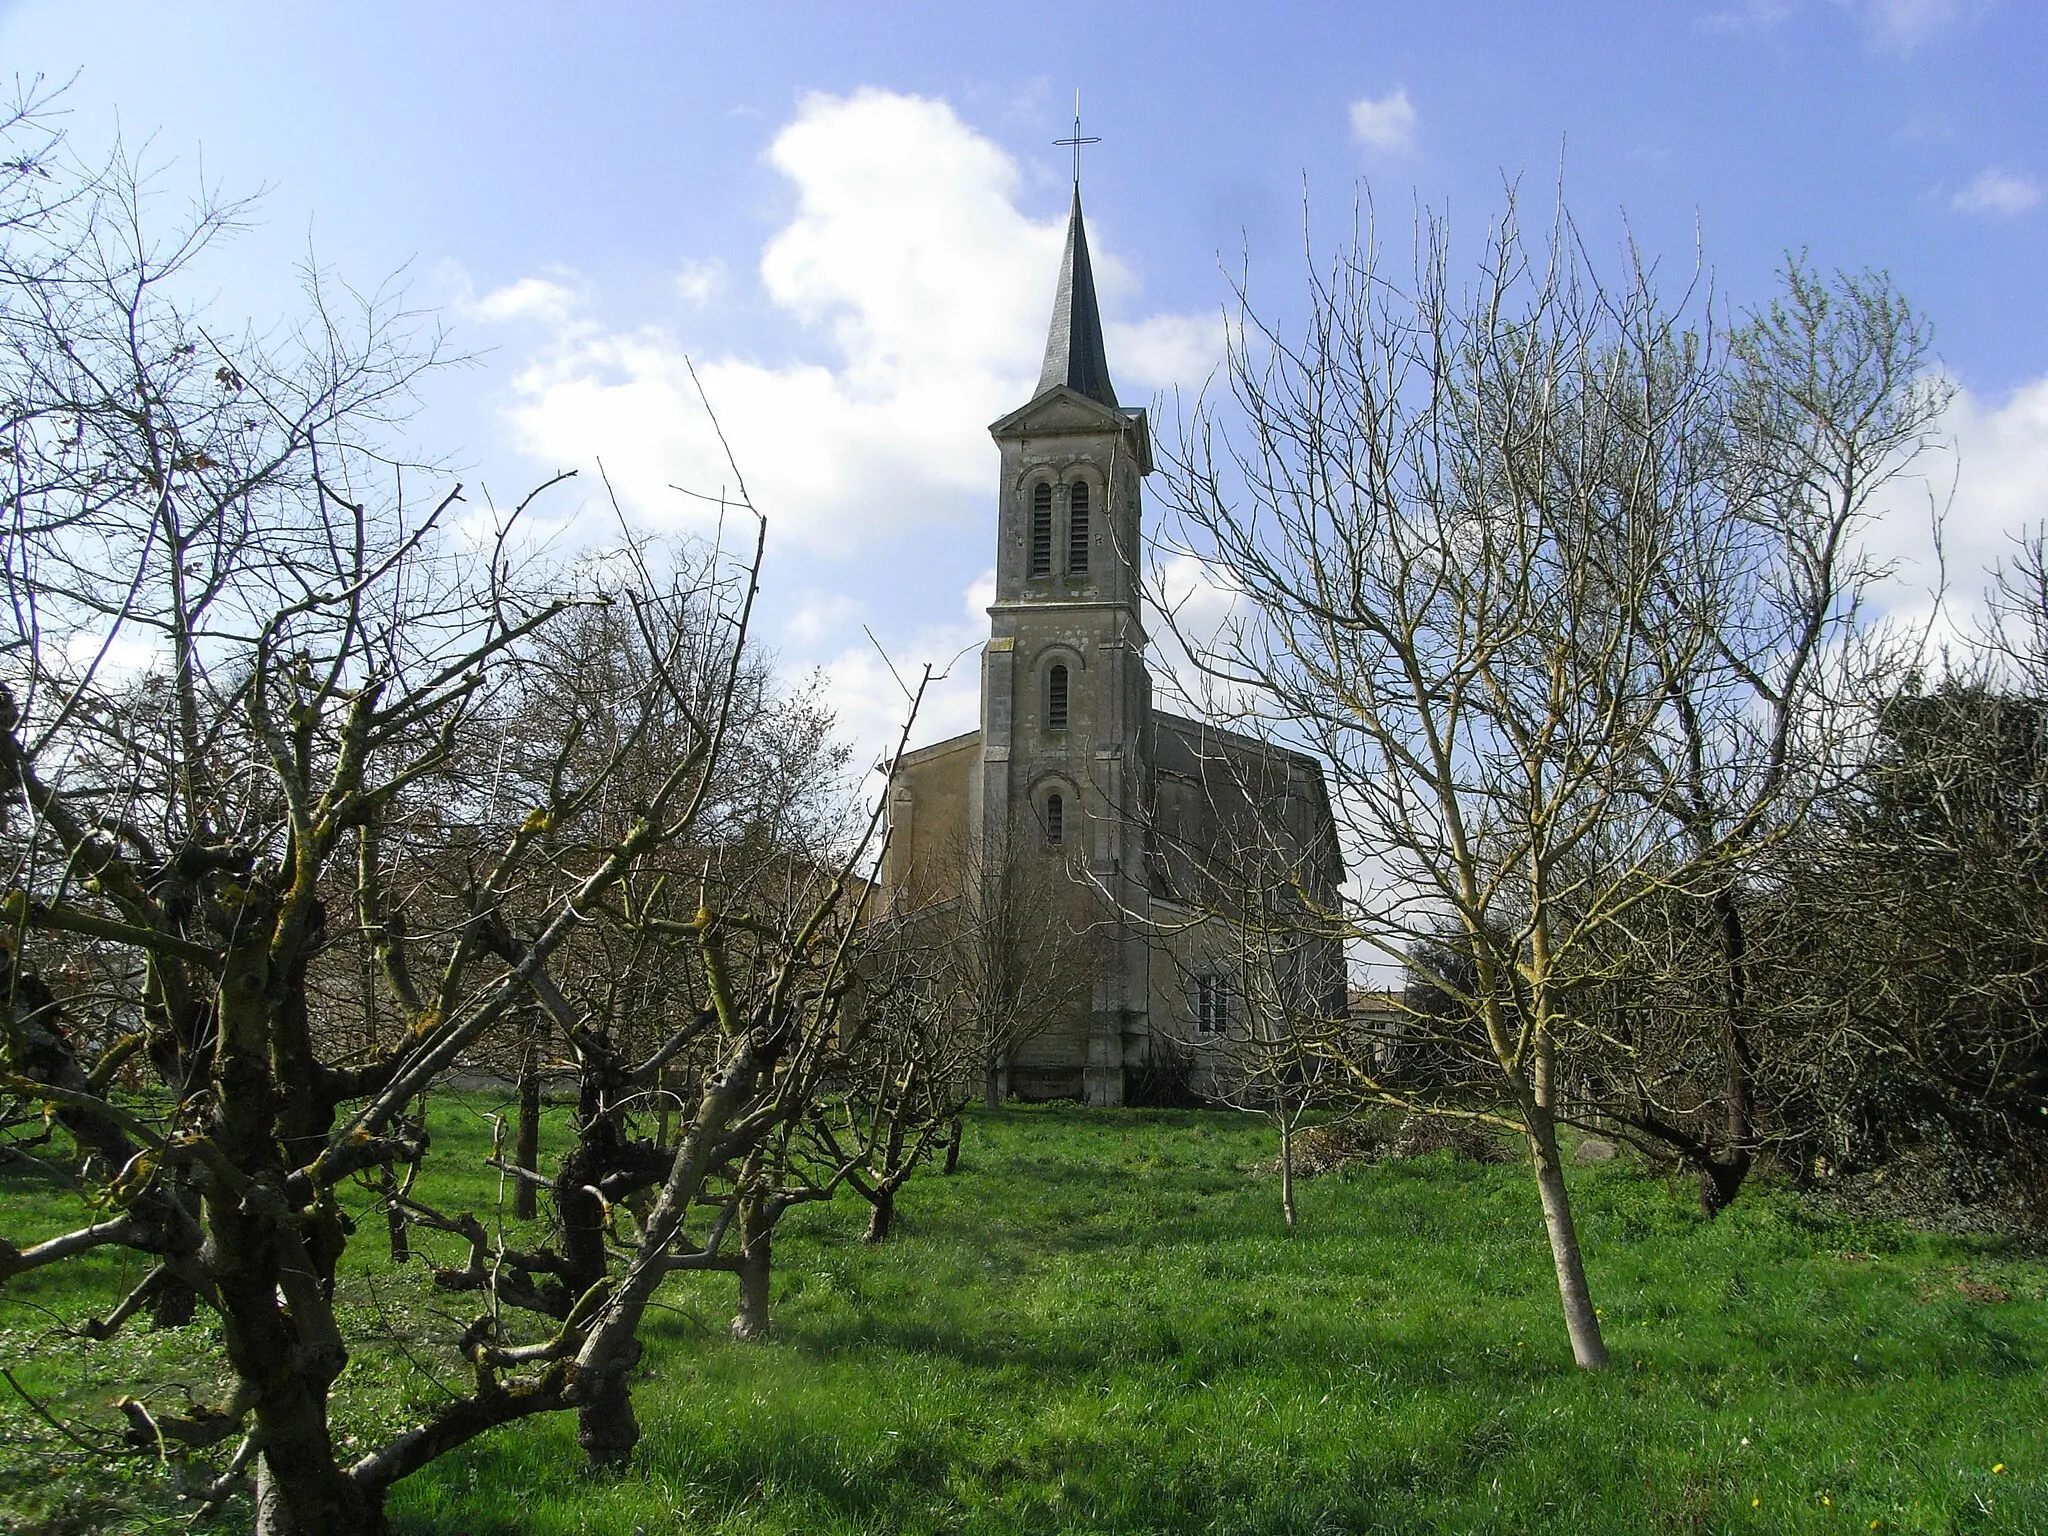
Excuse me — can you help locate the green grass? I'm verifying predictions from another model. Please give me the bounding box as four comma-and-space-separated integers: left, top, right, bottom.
3, 1101, 2045, 1533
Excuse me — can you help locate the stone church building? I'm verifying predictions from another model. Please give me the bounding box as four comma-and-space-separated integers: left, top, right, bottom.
876, 190, 1345, 1106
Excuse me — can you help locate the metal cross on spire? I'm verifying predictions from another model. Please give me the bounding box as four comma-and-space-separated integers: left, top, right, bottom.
1053, 89, 1100, 189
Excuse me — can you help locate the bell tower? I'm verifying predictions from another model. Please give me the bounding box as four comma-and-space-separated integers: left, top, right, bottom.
975, 186, 1154, 1105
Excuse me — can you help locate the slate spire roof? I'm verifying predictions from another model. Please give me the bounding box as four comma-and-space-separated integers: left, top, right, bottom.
1035, 188, 1118, 409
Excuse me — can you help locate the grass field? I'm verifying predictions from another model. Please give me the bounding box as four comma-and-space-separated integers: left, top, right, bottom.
2, 1101, 2044, 1534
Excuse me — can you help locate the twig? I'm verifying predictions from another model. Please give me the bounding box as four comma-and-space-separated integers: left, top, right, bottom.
1, 1366, 115, 1454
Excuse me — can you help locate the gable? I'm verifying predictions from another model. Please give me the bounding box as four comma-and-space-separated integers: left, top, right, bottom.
989, 388, 1152, 470
1148, 712, 1344, 905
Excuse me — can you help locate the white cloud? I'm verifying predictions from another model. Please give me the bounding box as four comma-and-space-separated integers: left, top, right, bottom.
1859, 0, 1960, 51
964, 566, 997, 618
1897, 109, 1954, 144
1151, 552, 1241, 651
1859, 375, 2048, 648
673, 258, 725, 307
812, 570, 992, 768
1107, 312, 1229, 394
1709, 1, 1962, 50
1933, 376, 2048, 582
1349, 88, 1417, 155
756, 91, 1053, 382
1145, 552, 1265, 719
782, 591, 862, 647
485, 89, 1215, 555
1952, 167, 2041, 217
462, 275, 582, 326
62, 629, 163, 679
1701, 0, 1795, 33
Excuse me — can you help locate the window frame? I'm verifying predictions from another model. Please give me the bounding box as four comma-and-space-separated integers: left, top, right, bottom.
1029, 481, 1053, 577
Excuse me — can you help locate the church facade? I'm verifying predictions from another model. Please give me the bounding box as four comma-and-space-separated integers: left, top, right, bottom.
877, 190, 1345, 1106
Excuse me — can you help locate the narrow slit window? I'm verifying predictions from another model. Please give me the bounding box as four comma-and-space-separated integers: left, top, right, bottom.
1067, 482, 1090, 574
1046, 792, 1064, 845
1196, 974, 1225, 1036
1030, 483, 1053, 576
1047, 663, 1069, 731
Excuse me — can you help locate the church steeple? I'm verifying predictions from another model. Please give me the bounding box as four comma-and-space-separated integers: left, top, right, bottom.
981, 167, 1159, 1108
1035, 189, 1118, 409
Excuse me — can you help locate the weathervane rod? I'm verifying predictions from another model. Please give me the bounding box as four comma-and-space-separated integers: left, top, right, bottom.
1053, 87, 1100, 190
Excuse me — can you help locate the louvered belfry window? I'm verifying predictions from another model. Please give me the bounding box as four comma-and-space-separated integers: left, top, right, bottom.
1068, 481, 1090, 574
1047, 663, 1069, 731
1046, 792, 1064, 845
1030, 482, 1053, 576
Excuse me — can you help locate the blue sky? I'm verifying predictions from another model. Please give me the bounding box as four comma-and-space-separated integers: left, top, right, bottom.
4, 0, 2044, 759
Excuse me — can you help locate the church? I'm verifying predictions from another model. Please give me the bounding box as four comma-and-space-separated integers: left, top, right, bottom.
876, 187, 1346, 1106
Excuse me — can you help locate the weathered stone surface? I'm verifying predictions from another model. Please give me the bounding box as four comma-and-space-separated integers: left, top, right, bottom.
1573, 1138, 1618, 1165
876, 191, 1344, 1107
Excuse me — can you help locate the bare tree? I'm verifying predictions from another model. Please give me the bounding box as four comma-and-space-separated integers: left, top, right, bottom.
902, 825, 1094, 1109
393, 762, 892, 1442
1152, 190, 1845, 1369
1133, 724, 1348, 1228
824, 918, 979, 1240
1576, 260, 1946, 1211
371, 534, 890, 1458
1192, 914, 1341, 1236
1729, 541, 2048, 1201
0, 111, 886, 1533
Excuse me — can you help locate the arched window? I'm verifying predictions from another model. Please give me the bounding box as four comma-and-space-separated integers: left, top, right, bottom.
1047, 662, 1069, 731
1046, 792, 1064, 845
1030, 482, 1053, 576
1067, 481, 1090, 574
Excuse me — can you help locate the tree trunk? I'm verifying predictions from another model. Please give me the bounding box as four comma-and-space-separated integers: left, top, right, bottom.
573, 1336, 643, 1469
943, 1114, 962, 1175
253, 1457, 296, 1536
982, 1053, 1004, 1111
1277, 1090, 1297, 1237
730, 1200, 773, 1342
211, 937, 373, 1531
142, 1191, 201, 1324
557, 1121, 638, 1462
1524, 1097, 1608, 1370
1703, 884, 1756, 1216
567, 1035, 766, 1470
380, 1165, 410, 1264
253, 1450, 389, 1536
863, 1185, 895, 1243
867, 1106, 908, 1241
1699, 1152, 1750, 1216
513, 1040, 542, 1222
227, 1254, 371, 1532
143, 1263, 199, 1328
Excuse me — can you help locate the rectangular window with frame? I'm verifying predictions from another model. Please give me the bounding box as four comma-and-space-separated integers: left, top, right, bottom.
1030, 483, 1053, 576
1195, 973, 1226, 1036
1068, 482, 1090, 574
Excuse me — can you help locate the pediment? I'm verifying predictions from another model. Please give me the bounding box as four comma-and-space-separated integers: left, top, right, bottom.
991, 387, 1140, 438
990, 387, 1151, 470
